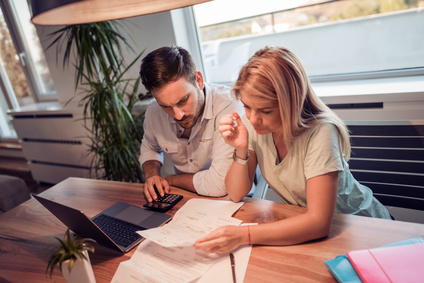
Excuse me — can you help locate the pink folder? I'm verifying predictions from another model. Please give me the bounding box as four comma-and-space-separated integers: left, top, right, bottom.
347, 243, 424, 283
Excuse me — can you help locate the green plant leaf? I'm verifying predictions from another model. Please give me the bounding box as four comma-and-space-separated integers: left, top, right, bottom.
46, 229, 95, 277
47, 21, 146, 183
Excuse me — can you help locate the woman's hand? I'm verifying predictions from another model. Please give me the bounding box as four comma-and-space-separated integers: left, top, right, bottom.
219, 111, 248, 151
194, 225, 248, 253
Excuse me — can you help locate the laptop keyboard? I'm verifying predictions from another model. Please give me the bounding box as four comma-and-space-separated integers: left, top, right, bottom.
93, 214, 144, 248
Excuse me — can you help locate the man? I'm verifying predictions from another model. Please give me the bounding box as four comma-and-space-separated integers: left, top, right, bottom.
139, 46, 244, 202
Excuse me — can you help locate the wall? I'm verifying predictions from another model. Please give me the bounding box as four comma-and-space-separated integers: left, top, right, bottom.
11, 11, 183, 184
35, 11, 179, 106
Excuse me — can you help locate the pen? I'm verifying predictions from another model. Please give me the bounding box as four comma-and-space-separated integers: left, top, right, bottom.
230, 252, 236, 283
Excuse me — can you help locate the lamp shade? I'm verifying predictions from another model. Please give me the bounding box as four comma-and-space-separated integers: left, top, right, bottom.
30, 0, 212, 25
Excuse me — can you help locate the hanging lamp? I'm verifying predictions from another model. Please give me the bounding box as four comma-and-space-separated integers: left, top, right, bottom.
30, 0, 212, 25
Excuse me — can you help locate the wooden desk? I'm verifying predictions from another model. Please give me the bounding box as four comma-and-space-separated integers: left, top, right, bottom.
1, 177, 424, 282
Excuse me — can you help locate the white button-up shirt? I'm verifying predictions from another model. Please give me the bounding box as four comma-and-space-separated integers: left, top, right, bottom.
139, 83, 244, 196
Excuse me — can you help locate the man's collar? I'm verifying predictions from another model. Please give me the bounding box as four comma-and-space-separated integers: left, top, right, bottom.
201, 83, 213, 121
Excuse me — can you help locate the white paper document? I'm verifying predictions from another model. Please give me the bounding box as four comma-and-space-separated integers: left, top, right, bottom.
111, 240, 253, 283
198, 244, 253, 283
171, 198, 244, 221
112, 240, 222, 283
138, 213, 242, 247
111, 199, 248, 283
138, 199, 244, 247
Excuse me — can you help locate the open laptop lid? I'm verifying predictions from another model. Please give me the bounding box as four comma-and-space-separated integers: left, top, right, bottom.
33, 195, 171, 253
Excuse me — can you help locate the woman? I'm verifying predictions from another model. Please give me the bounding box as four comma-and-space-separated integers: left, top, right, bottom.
194, 46, 390, 254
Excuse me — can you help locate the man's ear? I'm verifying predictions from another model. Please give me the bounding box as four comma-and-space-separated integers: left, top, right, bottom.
195, 71, 204, 90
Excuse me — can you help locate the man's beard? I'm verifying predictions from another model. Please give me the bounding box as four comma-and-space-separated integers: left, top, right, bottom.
175, 115, 194, 129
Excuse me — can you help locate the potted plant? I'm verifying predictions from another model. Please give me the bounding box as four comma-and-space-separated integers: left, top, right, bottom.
47, 21, 146, 182
47, 229, 96, 283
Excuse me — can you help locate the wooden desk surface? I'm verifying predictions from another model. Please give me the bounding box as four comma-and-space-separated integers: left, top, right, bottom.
1, 177, 424, 282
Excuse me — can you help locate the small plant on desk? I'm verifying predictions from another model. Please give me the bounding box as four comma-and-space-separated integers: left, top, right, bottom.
47, 229, 96, 283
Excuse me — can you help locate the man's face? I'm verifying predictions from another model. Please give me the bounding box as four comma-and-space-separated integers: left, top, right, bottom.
153, 72, 205, 129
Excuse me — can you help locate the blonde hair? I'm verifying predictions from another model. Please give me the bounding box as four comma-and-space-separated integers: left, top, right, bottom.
233, 46, 351, 159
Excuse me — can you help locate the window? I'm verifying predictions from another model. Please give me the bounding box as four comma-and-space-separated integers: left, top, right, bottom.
193, 0, 424, 85
0, 0, 56, 139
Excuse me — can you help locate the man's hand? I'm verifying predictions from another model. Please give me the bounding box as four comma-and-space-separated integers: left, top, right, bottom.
142, 160, 171, 202
144, 176, 171, 202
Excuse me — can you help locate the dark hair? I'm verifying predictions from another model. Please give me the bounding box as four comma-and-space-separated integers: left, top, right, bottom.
139, 46, 197, 93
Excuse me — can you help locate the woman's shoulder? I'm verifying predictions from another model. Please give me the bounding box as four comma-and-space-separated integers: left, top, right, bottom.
300, 122, 333, 134
301, 122, 339, 143
313, 122, 337, 134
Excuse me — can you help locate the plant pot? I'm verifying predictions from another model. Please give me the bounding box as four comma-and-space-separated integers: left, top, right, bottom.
61, 250, 96, 283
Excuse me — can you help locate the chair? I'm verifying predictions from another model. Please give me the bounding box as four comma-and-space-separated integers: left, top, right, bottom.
0, 174, 31, 214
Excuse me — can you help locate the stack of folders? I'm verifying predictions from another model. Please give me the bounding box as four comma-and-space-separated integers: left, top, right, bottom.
324, 237, 424, 283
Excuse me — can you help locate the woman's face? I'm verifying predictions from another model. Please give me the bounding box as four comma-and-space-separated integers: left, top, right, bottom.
241, 92, 283, 135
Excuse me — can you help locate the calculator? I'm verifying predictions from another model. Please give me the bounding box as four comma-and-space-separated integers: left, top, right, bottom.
143, 187, 183, 212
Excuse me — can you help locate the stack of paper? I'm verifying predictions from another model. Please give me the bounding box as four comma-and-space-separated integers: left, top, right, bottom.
138, 199, 244, 247
112, 199, 252, 283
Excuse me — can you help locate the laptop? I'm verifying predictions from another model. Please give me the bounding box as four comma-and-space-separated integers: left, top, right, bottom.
33, 195, 172, 253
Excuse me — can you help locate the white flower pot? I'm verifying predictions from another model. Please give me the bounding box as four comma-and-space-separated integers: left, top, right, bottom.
61, 250, 96, 283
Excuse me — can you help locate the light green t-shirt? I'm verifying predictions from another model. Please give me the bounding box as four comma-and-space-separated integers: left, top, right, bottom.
243, 115, 390, 219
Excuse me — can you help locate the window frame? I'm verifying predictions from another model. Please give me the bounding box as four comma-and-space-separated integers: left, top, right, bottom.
190, 1, 424, 91
171, 5, 424, 123
0, 0, 57, 104
0, 0, 58, 141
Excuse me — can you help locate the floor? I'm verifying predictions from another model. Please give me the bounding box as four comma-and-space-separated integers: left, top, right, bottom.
31, 182, 53, 195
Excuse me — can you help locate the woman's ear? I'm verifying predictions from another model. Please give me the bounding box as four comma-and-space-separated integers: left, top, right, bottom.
195, 71, 204, 90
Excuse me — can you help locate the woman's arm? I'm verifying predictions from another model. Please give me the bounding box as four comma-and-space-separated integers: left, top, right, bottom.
194, 171, 338, 253
219, 111, 258, 202
249, 171, 338, 245
225, 150, 257, 202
